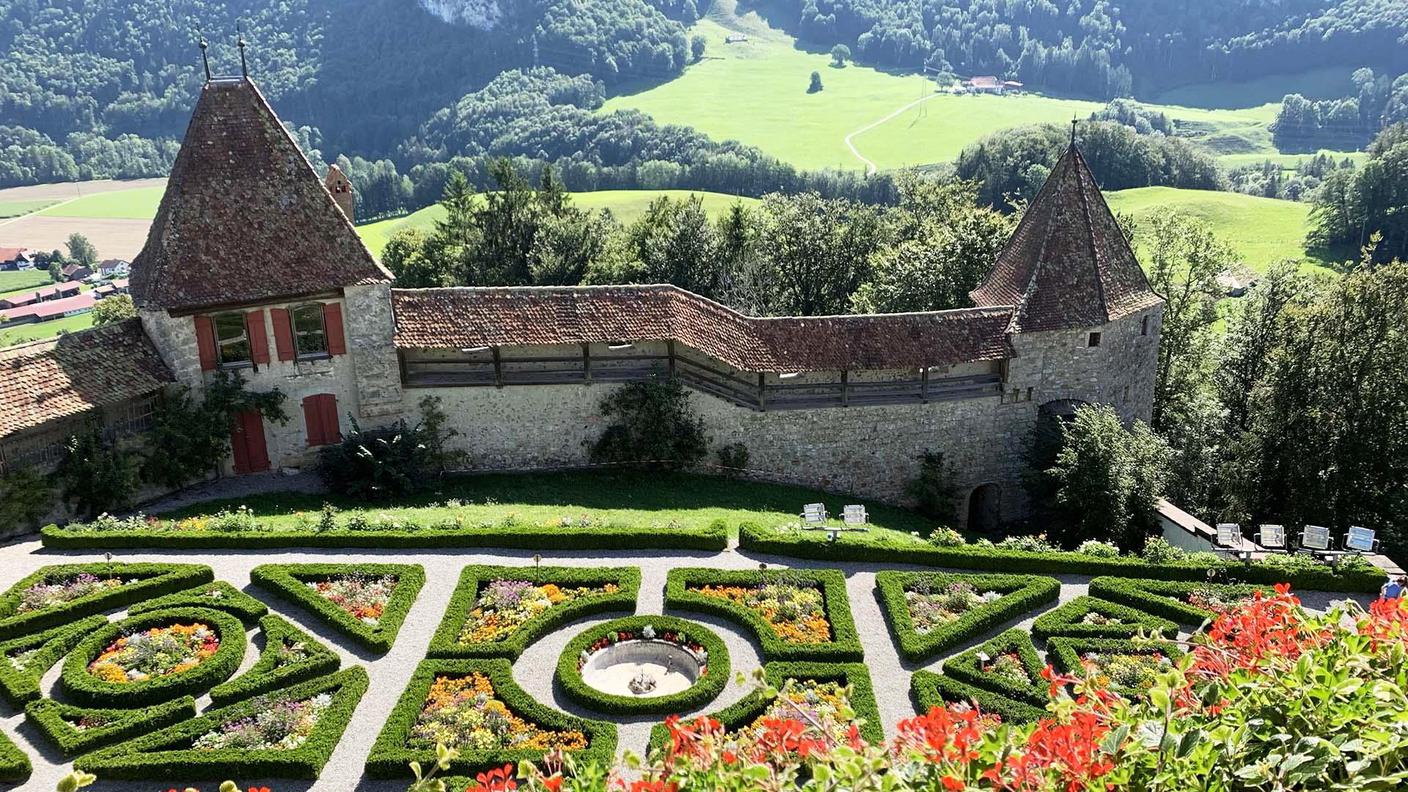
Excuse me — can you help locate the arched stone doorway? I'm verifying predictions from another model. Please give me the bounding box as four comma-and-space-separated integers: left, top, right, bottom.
967, 483, 1001, 533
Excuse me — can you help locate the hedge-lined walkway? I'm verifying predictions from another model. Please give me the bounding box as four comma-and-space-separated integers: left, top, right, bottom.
0, 538, 1372, 792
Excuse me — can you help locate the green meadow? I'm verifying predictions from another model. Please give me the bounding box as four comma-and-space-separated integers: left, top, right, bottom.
0, 312, 93, 347
0, 270, 53, 298
357, 189, 757, 255
0, 199, 56, 218
37, 186, 165, 219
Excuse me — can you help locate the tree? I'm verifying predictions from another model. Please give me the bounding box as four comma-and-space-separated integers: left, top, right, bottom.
625, 195, 720, 295
381, 227, 453, 288
591, 377, 707, 468
756, 192, 882, 315
690, 34, 707, 62
65, 233, 96, 267
141, 372, 288, 491
90, 294, 136, 326
0, 466, 54, 534
905, 450, 960, 525
830, 44, 851, 67
1047, 405, 1172, 550
54, 426, 141, 520
808, 71, 823, 93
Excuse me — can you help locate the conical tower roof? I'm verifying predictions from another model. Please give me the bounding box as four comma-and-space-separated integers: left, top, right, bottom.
970, 144, 1160, 333
130, 78, 390, 313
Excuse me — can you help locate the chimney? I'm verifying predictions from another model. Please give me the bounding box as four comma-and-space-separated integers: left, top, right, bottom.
324, 164, 354, 223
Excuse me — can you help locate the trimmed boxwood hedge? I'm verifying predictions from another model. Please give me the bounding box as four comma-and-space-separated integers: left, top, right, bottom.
1046, 637, 1185, 698
1031, 596, 1180, 640
556, 615, 729, 716
60, 607, 246, 707
428, 565, 640, 659
647, 661, 885, 752
737, 523, 1385, 593
0, 562, 213, 639
1087, 577, 1273, 624
42, 519, 730, 552
250, 563, 425, 653
365, 658, 617, 779
208, 614, 341, 706
942, 628, 1048, 706
910, 670, 1048, 725
25, 696, 196, 757
75, 666, 368, 780
0, 727, 29, 783
0, 614, 108, 706
665, 567, 862, 661
875, 572, 1059, 663
128, 580, 270, 625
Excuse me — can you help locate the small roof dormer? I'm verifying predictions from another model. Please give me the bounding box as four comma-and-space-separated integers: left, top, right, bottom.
129, 78, 390, 313
970, 143, 1160, 334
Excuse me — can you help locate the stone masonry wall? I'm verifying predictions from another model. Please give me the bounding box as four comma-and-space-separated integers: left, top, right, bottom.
344, 283, 404, 420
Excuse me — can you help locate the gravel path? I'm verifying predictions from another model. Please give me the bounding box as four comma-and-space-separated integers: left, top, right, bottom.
0, 539, 1374, 792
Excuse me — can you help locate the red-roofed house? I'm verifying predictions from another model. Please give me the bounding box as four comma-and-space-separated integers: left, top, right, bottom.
0, 247, 34, 270
0, 281, 83, 310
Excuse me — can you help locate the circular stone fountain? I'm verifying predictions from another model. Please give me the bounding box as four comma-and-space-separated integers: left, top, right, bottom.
558, 616, 729, 714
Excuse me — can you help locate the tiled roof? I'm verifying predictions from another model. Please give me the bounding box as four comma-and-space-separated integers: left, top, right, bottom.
129, 78, 390, 313
0, 292, 97, 322
970, 144, 1162, 333
392, 285, 1014, 372
0, 319, 173, 440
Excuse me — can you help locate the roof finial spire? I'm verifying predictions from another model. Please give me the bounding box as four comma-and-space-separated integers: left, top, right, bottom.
236, 23, 248, 79
198, 29, 211, 82
1070, 115, 1078, 147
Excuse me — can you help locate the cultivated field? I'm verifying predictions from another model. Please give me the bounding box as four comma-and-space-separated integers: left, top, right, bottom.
0, 179, 165, 261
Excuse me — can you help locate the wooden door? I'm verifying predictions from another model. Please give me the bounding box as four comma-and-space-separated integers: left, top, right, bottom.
230, 410, 270, 474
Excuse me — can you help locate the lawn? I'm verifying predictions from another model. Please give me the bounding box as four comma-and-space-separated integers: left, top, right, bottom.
1105, 186, 1340, 274
357, 189, 757, 255
0, 269, 52, 298
0, 312, 93, 347
155, 469, 938, 540
1215, 150, 1368, 171
36, 186, 165, 219
1151, 67, 1355, 109
0, 198, 56, 218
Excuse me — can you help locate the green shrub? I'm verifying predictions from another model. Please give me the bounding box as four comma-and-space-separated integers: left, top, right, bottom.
0, 615, 108, 705
647, 661, 885, 752
142, 371, 288, 491
556, 615, 729, 715
906, 450, 961, 525
53, 426, 141, 520
1076, 539, 1121, 558
1030, 595, 1180, 640
875, 572, 1059, 663
590, 377, 707, 468
250, 563, 425, 653
364, 658, 616, 779
318, 403, 454, 500
665, 567, 863, 661
910, 670, 1047, 725
75, 667, 368, 780
942, 628, 1047, 705
0, 465, 54, 536
715, 442, 749, 471
208, 614, 340, 706
26, 696, 195, 757
0, 727, 29, 782
127, 580, 269, 625
428, 565, 640, 659
992, 534, 1060, 553
1088, 576, 1273, 624
60, 607, 246, 707
927, 526, 966, 547
0, 562, 213, 639
1046, 637, 1184, 697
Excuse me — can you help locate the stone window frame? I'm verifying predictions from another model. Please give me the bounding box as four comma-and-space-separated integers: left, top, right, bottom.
212, 311, 253, 368
1086, 331, 1102, 348
291, 302, 331, 361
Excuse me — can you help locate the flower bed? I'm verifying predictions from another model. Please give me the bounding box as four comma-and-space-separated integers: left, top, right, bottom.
1047, 637, 1184, 697
665, 568, 862, 661
737, 522, 1385, 592
1088, 577, 1273, 624
209, 614, 340, 706
556, 615, 730, 715
60, 607, 246, 707
0, 563, 212, 638
1031, 595, 1181, 640
193, 692, 334, 750
128, 581, 270, 626
25, 696, 195, 757
365, 658, 615, 779
75, 667, 368, 780
910, 670, 1048, 725
876, 572, 1059, 662
250, 563, 424, 653
646, 662, 884, 752
428, 565, 640, 659
0, 615, 108, 706
941, 628, 1048, 706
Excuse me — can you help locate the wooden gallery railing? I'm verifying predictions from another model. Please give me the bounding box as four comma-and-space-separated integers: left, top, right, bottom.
400, 345, 1002, 410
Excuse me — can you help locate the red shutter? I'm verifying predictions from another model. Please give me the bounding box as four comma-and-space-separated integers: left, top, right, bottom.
194, 315, 217, 371
245, 310, 270, 365
319, 394, 341, 443
302, 395, 325, 446
271, 308, 295, 362
323, 302, 346, 356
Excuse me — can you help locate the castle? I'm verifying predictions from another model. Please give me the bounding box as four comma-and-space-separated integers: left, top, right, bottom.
0, 76, 1163, 530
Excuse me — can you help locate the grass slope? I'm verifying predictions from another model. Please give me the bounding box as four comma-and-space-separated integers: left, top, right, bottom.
0, 199, 56, 218
0, 270, 53, 298
357, 189, 755, 256
0, 313, 94, 348
36, 187, 165, 219
1105, 186, 1338, 274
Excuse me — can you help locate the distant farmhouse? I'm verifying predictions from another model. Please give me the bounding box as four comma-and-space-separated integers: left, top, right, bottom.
963, 76, 1023, 94
0, 281, 82, 310
0, 247, 34, 270
0, 75, 1162, 530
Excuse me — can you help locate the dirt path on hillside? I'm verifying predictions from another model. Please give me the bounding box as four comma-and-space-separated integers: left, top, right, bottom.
843, 92, 943, 175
